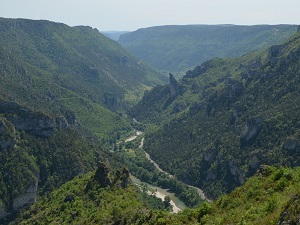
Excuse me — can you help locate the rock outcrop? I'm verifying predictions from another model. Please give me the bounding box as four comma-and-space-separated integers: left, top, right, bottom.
120, 167, 130, 188
0, 101, 69, 137
93, 162, 111, 187
278, 194, 299, 225
228, 161, 244, 184
169, 73, 179, 98
240, 117, 264, 146
12, 181, 38, 211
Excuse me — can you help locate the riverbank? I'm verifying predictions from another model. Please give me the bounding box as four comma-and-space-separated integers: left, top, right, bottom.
130, 175, 186, 213
141, 138, 212, 202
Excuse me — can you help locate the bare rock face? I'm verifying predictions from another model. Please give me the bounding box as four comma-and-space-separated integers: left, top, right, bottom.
0, 101, 69, 137
169, 73, 179, 98
120, 167, 130, 188
240, 117, 264, 146
13, 181, 38, 211
93, 162, 111, 187
228, 161, 244, 184
249, 155, 260, 174
278, 194, 299, 225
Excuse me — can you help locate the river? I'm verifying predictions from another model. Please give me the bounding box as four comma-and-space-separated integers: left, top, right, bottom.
125, 131, 211, 213
130, 175, 186, 213
140, 138, 212, 202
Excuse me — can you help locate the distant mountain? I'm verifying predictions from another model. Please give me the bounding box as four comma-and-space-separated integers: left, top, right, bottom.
119, 24, 298, 75
0, 17, 166, 138
101, 31, 129, 41
130, 30, 300, 199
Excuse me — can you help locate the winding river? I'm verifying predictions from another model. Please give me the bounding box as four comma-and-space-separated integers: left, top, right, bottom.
140, 138, 212, 202
124, 131, 212, 213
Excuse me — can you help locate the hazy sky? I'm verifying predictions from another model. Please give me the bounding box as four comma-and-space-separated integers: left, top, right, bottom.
1, 0, 299, 31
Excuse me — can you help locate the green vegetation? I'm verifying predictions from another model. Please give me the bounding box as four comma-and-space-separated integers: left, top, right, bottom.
11, 165, 171, 225
0, 122, 99, 212
119, 24, 297, 75
130, 32, 300, 198
115, 135, 202, 207
11, 166, 300, 224
2, 17, 300, 225
0, 100, 128, 221
194, 166, 300, 224
0, 17, 166, 138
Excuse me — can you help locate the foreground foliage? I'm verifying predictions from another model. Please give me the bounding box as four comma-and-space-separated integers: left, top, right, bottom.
12, 166, 170, 225
12, 166, 300, 224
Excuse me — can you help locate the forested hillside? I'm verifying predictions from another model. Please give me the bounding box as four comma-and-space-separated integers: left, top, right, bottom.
0, 101, 112, 221
0, 17, 166, 138
0, 17, 165, 222
2, 16, 300, 225
130, 30, 300, 199
119, 24, 297, 75
12, 166, 300, 225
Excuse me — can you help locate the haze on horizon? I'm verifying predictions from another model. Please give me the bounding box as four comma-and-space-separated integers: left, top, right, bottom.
1, 0, 299, 31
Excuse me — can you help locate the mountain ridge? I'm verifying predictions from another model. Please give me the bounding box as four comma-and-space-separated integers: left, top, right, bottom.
119, 24, 298, 75
0, 17, 166, 138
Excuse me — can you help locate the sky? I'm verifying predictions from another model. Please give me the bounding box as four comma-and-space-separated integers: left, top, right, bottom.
1, 0, 299, 31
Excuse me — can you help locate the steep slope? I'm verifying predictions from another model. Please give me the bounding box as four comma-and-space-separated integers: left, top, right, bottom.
0, 100, 114, 220
11, 164, 169, 225
130, 31, 300, 199
198, 166, 300, 224
0, 17, 165, 138
119, 24, 297, 75
11, 166, 300, 224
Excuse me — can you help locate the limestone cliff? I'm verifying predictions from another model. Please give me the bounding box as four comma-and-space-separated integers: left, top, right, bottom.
0, 101, 69, 137
13, 181, 38, 210
169, 73, 179, 98
240, 117, 264, 146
